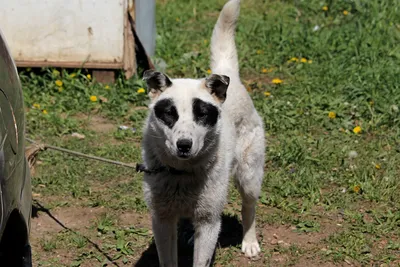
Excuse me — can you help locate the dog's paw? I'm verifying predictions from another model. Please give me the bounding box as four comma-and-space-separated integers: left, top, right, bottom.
242, 240, 261, 257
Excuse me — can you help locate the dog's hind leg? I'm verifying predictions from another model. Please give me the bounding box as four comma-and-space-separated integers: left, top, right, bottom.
235, 126, 264, 257
152, 215, 178, 267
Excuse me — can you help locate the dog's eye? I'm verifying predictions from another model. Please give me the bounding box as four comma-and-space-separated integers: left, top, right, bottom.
199, 112, 206, 117
198, 110, 208, 117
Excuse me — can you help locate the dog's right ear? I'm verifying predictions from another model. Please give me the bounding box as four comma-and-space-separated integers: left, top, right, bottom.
143, 70, 172, 101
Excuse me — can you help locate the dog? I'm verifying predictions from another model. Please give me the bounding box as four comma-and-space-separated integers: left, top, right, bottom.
140, 0, 265, 266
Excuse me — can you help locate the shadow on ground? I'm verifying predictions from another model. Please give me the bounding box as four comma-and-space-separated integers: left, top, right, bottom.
134, 214, 243, 267
32, 201, 122, 267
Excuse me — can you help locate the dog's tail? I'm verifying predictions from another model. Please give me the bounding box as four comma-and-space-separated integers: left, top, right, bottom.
210, 0, 240, 79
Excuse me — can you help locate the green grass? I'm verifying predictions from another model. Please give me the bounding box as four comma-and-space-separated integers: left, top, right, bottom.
24, 0, 400, 266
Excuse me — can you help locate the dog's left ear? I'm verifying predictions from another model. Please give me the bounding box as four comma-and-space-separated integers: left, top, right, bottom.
143, 70, 172, 101
205, 74, 230, 103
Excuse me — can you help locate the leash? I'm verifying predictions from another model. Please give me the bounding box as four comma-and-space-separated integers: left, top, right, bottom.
25, 138, 188, 175
26, 137, 139, 170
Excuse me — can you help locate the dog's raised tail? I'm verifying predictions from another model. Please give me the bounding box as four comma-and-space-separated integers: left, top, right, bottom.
210, 0, 240, 78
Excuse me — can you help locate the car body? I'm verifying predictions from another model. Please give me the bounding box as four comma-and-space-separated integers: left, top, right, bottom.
0, 28, 32, 266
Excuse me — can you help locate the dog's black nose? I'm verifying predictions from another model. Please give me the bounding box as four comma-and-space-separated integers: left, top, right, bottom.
177, 139, 192, 153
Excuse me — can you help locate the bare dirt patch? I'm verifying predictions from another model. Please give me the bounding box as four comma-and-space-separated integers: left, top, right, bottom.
86, 115, 115, 134
31, 206, 106, 235
262, 222, 337, 250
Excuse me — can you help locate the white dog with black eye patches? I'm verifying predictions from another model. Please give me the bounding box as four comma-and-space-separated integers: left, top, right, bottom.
140, 0, 264, 266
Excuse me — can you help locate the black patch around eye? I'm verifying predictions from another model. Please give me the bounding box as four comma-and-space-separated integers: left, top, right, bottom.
154, 98, 179, 128
192, 98, 219, 127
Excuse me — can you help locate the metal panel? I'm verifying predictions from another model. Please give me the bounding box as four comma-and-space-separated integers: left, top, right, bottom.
0, 0, 126, 67
135, 0, 156, 57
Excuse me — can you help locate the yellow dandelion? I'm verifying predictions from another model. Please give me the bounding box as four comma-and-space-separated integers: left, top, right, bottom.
90, 95, 97, 102
353, 185, 361, 194
272, 78, 283, 84
55, 80, 63, 87
137, 88, 146, 94
52, 69, 60, 76
256, 50, 263, 55
69, 73, 76, 78
300, 58, 307, 63
322, 6, 328, 11
261, 68, 268, 73
375, 164, 381, 170
105, 85, 110, 90
33, 103, 40, 109
343, 10, 349, 16
328, 111, 336, 119
353, 126, 362, 134
207, 69, 212, 74
264, 91, 271, 97
58, 87, 63, 92
308, 59, 313, 64
42, 109, 48, 115
87, 74, 91, 80
290, 57, 299, 62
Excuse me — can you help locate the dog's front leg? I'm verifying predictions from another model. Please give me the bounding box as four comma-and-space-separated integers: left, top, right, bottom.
152, 215, 178, 267
193, 218, 221, 267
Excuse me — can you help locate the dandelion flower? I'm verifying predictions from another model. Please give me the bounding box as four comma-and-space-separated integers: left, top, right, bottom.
70, 73, 76, 78
343, 10, 349, 15
90, 95, 97, 102
87, 74, 91, 80
308, 59, 313, 64
52, 69, 60, 76
353, 126, 362, 134
261, 68, 268, 73
353, 185, 361, 194
33, 103, 40, 109
264, 91, 271, 97
55, 80, 63, 87
105, 85, 110, 90
206, 69, 212, 74
328, 111, 336, 119
375, 164, 381, 170
272, 78, 283, 84
300, 58, 307, 63
137, 88, 146, 94
322, 6, 328, 11
42, 109, 48, 115
290, 57, 298, 62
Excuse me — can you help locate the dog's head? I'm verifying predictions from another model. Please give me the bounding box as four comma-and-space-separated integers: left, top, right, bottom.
143, 70, 230, 161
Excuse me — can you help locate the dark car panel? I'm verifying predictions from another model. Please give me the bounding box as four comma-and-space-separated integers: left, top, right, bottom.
0, 28, 32, 266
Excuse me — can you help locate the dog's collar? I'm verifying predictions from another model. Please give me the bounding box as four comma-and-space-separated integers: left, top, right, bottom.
136, 163, 190, 175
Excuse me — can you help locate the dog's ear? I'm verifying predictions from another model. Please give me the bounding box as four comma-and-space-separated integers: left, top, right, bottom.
205, 74, 230, 103
143, 70, 172, 101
